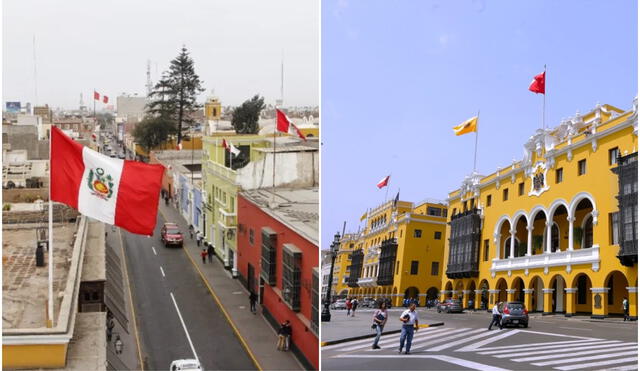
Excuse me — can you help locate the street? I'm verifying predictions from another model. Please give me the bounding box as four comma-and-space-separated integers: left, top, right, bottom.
322, 308, 638, 370
120, 212, 255, 371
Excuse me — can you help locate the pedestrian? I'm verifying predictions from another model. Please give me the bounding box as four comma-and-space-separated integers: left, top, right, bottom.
196, 230, 203, 247
189, 225, 194, 240
200, 248, 207, 264
622, 297, 629, 321
371, 301, 388, 349
488, 302, 503, 330
277, 320, 290, 351
398, 302, 419, 354
250, 291, 257, 314
351, 298, 359, 317
106, 319, 114, 342
207, 243, 214, 263
346, 298, 352, 316
283, 320, 292, 350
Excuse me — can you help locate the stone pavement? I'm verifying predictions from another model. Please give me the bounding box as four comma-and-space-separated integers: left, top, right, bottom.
158, 200, 303, 371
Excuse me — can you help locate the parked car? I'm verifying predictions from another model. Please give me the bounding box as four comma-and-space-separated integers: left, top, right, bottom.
436, 299, 463, 313
331, 299, 346, 310
362, 297, 376, 308
161, 223, 184, 247
500, 301, 529, 328
170, 359, 201, 371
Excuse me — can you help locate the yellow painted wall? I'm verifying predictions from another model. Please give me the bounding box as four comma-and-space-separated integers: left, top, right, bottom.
3, 344, 68, 369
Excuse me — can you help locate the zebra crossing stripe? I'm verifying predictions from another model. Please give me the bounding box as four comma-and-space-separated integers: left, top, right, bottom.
332, 354, 511, 371
532, 349, 639, 367
455, 329, 520, 352
475, 338, 597, 352
493, 341, 629, 359
602, 365, 640, 371
411, 328, 487, 350
481, 340, 622, 356
427, 329, 516, 352
363, 327, 453, 351
553, 356, 638, 371
512, 345, 638, 363
322, 326, 443, 351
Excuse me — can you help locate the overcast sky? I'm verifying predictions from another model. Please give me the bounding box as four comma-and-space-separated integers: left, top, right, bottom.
3, 0, 319, 109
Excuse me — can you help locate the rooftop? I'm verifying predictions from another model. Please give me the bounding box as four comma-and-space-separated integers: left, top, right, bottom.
241, 187, 319, 245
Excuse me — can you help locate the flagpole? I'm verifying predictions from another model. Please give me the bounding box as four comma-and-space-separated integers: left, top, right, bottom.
272, 108, 277, 205
93, 89, 96, 118
384, 173, 391, 203
542, 64, 547, 130
47, 123, 54, 328
473, 110, 480, 173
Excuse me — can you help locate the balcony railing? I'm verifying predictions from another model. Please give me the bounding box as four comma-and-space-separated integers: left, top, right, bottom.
357, 277, 377, 287
490, 245, 600, 276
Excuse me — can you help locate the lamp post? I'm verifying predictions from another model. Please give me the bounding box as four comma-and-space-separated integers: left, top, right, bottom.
321, 232, 341, 322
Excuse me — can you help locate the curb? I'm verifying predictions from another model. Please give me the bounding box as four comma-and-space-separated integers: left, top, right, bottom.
320, 322, 444, 347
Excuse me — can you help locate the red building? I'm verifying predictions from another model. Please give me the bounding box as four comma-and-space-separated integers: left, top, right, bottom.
237, 188, 319, 370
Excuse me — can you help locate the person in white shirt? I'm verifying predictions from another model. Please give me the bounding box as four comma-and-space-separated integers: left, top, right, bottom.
398, 302, 419, 354
488, 302, 503, 330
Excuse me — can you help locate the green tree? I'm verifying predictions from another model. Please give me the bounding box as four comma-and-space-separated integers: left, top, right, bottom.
232, 95, 265, 134
132, 116, 175, 154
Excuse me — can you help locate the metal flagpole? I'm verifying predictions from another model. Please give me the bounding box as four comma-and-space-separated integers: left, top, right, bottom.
542, 64, 546, 130
93, 89, 96, 118
47, 124, 54, 327
272, 109, 277, 205
473, 111, 480, 173
384, 173, 391, 203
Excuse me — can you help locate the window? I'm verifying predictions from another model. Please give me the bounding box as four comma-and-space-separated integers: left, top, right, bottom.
556, 168, 563, 183
503, 188, 509, 201
518, 182, 524, 196
578, 159, 587, 176
311, 269, 319, 334
583, 216, 593, 248
249, 228, 255, 245
443, 209, 448, 218
609, 147, 619, 166
414, 229, 422, 238
282, 244, 302, 311
434, 231, 442, 240
230, 196, 235, 212
410, 261, 419, 275
483, 239, 489, 261
260, 228, 277, 285
610, 212, 620, 245
431, 261, 439, 276
395, 261, 399, 275
486, 194, 492, 207
427, 207, 442, 216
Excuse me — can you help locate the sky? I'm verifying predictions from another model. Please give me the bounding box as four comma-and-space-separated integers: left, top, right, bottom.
2, 0, 319, 109
321, 0, 638, 248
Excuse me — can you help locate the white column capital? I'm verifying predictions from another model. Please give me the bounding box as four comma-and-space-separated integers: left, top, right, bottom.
546, 221, 553, 228
474, 290, 484, 295
461, 290, 472, 294
522, 289, 535, 294
590, 287, 610, 294
626, 287, 638, 293
509, 229, 517, 235
440, 290, 451, 294
526, 225, 535, 231
488, 289, 501, 294
542, 288, 555, 294
567, 216, 576, 223
564, 288, 578, 293
506, 289, 516, 294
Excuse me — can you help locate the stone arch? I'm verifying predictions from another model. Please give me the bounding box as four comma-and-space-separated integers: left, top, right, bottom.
548, 274, 567, 313
479, 279, 490, 310
511, 276, 525, 302
528, 205, 549, 228
569, 192, 597, 223
528, 275, 544, 311
548, 199, 570, 220
444, 281, 453, 291
603, 270, 629, 315
495, 277, 508, 303
404, 286, 419, 300
426, 287, 439, 302
338, 289, 348, 297
511, 210, 529, 227
466, 281, 477, 309
580, 213, 594, 249
571, 273, 593, 314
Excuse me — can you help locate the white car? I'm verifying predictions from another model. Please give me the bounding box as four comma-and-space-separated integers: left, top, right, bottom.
170, 359, 201, 371
331, 299, 347, 309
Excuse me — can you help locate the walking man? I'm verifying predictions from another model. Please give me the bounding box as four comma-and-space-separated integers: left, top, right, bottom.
398, 302, 419, 354
351, 298, 359, 317
250, 291, 257, 314
622, 297, 629, 321
189, 225, 194, 240
346, 298, 352, 316
488, 302, 503, 330
207, 243, 214, 263
196, 230, 203, 247
372, 301, 388, 349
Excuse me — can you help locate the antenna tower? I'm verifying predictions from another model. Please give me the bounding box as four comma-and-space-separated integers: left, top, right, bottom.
146, 60, 153, 97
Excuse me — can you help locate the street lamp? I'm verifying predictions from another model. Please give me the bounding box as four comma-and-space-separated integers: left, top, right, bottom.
321, 231, 341, 322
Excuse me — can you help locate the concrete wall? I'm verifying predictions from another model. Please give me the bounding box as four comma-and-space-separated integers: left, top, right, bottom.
3, 188, 49, 203
3, 125, 49, 160
237, 151, 318, 190
116, 96, 146, 119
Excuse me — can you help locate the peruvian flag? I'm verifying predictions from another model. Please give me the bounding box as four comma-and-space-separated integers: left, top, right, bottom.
103, 95, 109, 104
94, 91, 100, 100
50, 126, 164, 235
222, 139, 240, 156
377, 175, 390, 189
529, 71, 545, 94
276, 109, 307, 141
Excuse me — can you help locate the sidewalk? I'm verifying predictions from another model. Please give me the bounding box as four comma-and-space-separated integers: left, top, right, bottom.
158, 201, 302, 371
321, 307, 442, 343
461, 308, 637, 324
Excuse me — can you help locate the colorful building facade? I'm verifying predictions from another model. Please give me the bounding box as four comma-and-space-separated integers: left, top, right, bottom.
441, 100, 638, 319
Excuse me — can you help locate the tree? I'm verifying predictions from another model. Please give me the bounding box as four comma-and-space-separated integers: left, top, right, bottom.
132, 116, 175, 154
232, 95, 265, 134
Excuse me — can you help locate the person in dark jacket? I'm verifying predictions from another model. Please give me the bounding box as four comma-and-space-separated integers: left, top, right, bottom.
207, 243, 214, 263
249, 291, 257, 314
277, 320, 291, 350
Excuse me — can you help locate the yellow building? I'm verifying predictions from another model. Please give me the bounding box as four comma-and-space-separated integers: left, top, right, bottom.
441, 100, 638, 320
204, 97, 222, 120
335, 199, 447, 306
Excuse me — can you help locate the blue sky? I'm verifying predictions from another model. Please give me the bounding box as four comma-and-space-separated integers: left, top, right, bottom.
321, 0, 637, 247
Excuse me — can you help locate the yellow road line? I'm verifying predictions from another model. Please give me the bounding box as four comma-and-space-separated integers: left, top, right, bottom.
158, 208, 263, 371
118, 228, 145, 371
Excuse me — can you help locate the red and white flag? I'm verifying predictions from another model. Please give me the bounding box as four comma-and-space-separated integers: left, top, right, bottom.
222, 139, 240, 156
377, 175, 390, 189
276, 109, 307, 141
94, 91, 100, 100
103, 95, 109, 104
529, 71, 545, 94
50, 126, 164, 235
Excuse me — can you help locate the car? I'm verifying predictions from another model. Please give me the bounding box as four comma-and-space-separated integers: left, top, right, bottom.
362, 297, 376, 308
161, 223, 184, 247
331, 299, 346, 310
436, 299, 463, 313
170, 359, 201, 371
500, 301, 529, 328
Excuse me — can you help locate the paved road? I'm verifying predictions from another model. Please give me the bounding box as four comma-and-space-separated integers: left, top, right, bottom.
121, 213, 256, 371
322, 309, 638, 370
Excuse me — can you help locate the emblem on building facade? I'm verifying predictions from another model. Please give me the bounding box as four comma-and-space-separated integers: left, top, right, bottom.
528, 161, 549, 197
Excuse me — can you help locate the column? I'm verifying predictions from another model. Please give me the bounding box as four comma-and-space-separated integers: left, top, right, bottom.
510, 230, 516, 258
542, 288, 554, 315
545, 222, 552, 254
626, 287, 637, 321
523, 288, 534, 311
590, 287, 610, 319
462, 290, 471, 309
526, 225, 533, 256
567, 216, 575, 251
440, 290, 449, 303
474, 289, 484, 310
451, 290, 458, 300
564, 288, 577, 317
506, 289, 516, 302
488, 289, 500, 306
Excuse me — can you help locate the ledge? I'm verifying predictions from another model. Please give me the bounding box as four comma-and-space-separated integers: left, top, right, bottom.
491, 245, 600, 277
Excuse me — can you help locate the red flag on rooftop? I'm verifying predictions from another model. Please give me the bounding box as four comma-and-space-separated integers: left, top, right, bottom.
94, 91, 100, 100
377, 175, 390, 189
276, 109, 307, 141
103, 96, 109, 104
529, 71, 545, 94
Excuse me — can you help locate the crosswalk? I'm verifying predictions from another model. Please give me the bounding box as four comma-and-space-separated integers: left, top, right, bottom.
323, 325, 638, 370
